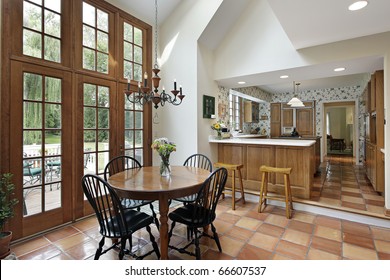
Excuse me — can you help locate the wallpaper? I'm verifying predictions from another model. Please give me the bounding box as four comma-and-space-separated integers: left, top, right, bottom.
217, 84, 368, 161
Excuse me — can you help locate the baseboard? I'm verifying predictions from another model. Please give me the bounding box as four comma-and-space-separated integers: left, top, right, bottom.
385, 207, 390, 217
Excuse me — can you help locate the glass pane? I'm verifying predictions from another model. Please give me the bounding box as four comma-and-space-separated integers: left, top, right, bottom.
97, 9, 108, 32
23, 187, 42, 216
44, 0, 61, 13
97, 152, 109, 174
84, 83, 96, 106
97, 31, 108, 52
134, 27, 142, 46
83, 2, 95, 26
84, 107, 96, 128
124, 149, 134, 158
23, 1, 42, 31
23, 29, 42, 58
133, 64, 142, 82
44, 36, 61, 62
84, 131, 96, 152
135, 130, 143, 148
83, 47, 95, 70
45, 184, 61, 211
124, 22, 133, 42
83, 25, 95, 48
125, 111, 133, 129
24, 102, 42, 129
23, 131, 42, 149
134, 46, 142, 64
98, 108, 109, 128
97, 52, 108, 73
135, 111, 143, 129
45, 158, 61, 184
98, 131, 109, 148
124, 61, 133, 80
125, 95, 133, 110
45, 131, 61, 152
29, 0, 42, 5
24, 73, 42, 101
125, 130, 133, 148
135, 101, 143, 111
84, 154, 96, 175
98, 86, 109, 107
135, 149, 143, 165
45, 77, 61, 103
45, 104, 61, 129
44, 10, 61, 37
123, 42, 133, 60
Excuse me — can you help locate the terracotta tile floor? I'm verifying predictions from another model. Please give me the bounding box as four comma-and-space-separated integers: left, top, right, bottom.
10, 155, 390, 260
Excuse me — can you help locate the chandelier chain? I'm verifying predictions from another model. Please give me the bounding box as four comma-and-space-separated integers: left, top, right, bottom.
154, 0, 159, 68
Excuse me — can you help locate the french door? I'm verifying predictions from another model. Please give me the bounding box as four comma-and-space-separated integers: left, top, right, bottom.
10, 62, 73, 236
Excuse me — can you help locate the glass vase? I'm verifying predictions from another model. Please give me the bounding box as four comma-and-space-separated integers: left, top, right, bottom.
160, 155, 171, 177
216, 131, 222, 140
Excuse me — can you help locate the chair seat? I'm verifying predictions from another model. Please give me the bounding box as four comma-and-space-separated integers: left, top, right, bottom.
169, 204, 215, 228
121, 198, 155, 209
105, 209, 154, 237
173, 194, 197, 203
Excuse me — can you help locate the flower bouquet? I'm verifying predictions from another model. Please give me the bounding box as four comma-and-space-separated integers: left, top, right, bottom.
211, 121, 226, 139
151, 137, 176, 176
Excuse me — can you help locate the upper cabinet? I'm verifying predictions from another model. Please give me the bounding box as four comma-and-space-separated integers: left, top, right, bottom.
272, 101, 316, 137
270, 103, 281, 137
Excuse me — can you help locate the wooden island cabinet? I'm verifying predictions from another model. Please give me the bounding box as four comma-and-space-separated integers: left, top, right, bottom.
210, 138, 319, 199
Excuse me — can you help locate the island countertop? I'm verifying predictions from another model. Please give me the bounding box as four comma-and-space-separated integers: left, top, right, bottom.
209, 137, 316, 147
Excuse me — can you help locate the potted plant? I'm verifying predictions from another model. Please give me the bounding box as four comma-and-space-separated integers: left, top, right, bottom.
0, 173, 19, 259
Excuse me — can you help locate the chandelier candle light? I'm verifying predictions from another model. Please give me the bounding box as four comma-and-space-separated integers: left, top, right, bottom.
124, 0, 185, 109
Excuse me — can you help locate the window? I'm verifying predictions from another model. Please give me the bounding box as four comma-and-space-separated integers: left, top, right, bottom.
82, 2, 109, 73
123, 22, 143, 82
23, 0, 62, 62
229, 93, 242, 131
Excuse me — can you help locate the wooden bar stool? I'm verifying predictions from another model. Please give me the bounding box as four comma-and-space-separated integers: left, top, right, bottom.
258, 165, 293, 219
214, 162, 245, 210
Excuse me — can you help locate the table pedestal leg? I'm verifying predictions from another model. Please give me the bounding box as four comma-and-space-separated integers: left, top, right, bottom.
158, 195, 169, 260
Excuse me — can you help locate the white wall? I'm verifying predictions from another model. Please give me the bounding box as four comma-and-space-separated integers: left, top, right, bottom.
153, 0, 223, 165
197, 43, 219, 163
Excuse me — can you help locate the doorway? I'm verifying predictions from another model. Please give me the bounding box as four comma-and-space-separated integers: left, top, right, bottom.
322, 101, 358, 164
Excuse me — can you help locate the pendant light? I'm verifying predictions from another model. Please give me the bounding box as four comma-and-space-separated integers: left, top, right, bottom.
287, 81, 305, 107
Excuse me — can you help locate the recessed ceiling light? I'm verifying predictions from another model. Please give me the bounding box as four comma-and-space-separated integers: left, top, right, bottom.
237, 81, 246, 85
280, 75, 289, 79
334, 67, 346, 72
348, 1, 368, 11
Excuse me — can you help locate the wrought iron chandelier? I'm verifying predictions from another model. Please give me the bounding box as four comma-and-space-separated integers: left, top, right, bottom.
124, 0, 185, 109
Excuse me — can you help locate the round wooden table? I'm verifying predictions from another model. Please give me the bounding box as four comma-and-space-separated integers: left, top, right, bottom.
107, 165, 210, 260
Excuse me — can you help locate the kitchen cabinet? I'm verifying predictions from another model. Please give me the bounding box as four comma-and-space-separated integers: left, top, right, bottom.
272, 101, 315, 137
296, 108, 314, 136
282, 106, 293, 127
244, 101, 259, 123
370, 73, 376, 112
366, 142, 376, 189
364, 70, 384, 192
270, 103, 281, 137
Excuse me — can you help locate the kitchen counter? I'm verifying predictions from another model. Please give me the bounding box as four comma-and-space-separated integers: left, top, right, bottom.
233, 134, 268, 139
210, 137, 319, 199
209, 137, 316, 147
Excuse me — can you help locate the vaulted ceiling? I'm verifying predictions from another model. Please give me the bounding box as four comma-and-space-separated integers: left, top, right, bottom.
106, 0, 390, 93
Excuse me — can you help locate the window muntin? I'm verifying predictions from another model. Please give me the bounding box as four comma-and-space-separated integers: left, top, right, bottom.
229, 94, 242, 131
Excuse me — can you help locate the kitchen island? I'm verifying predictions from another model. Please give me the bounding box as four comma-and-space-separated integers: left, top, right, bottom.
209, 137, 319, 199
